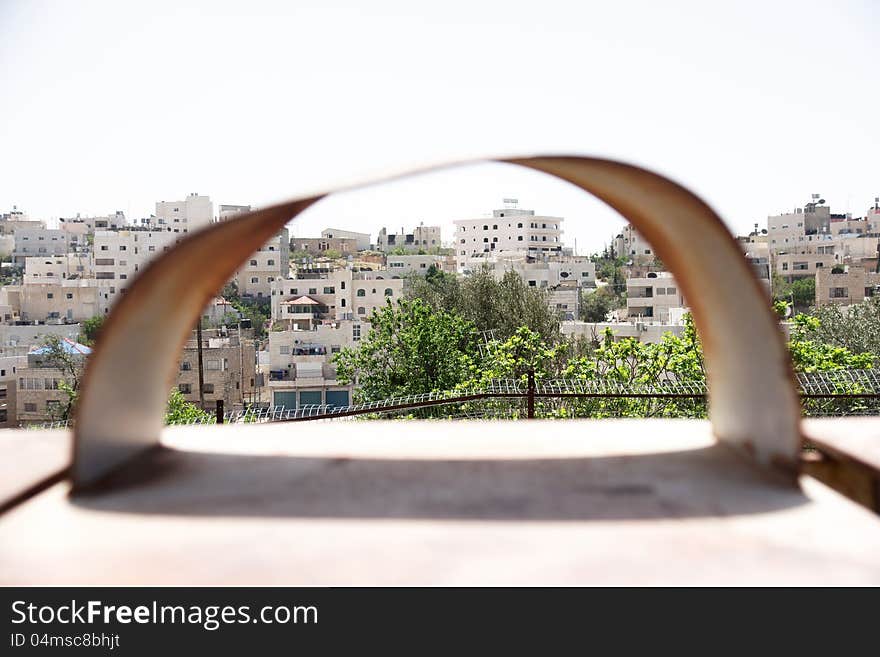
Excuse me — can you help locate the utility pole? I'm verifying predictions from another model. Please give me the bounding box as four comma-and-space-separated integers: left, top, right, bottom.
196, 318, 205, 409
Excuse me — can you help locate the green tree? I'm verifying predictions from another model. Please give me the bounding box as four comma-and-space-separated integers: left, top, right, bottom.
790, 277, 815, 309
580, 287, 616, 322
787, 314, 874, 372
333, 298, 480, 403
408, 266, 560, 343
165, 388, 214, 424
34, 334, 86, 422
808, 297, 880, 366
79, 315, 105, 346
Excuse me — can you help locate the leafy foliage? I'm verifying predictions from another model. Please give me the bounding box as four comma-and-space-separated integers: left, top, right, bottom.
407, 266, 560, 343
807, 297, 880, 367
579, 287, 618, 322
34, 334, 86, 422
333, 298, 480, 402
164, 388, 213, 424
79, 315, 105, 346
788, 314, 874, 372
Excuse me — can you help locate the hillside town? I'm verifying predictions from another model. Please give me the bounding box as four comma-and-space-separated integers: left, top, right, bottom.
0, 193, 878, 428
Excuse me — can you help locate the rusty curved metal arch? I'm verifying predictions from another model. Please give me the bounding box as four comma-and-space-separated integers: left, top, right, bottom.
72, 156, 801, 489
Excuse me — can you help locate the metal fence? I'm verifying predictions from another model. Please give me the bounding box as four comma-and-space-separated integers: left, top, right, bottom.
22, 369, 880, 430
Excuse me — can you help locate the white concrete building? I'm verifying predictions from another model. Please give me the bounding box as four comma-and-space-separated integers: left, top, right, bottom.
270, 267, 404, 329
453, 203, 563, 271
12, 228, 71, 266
613, 224, 656, 265
153, 193, 213, 233
386, 254, 455, 276
93, 229, 184, 300
17, 279, 113, 323
266, 325, 356, 410
562, 319, 686, 344
0, 353, 27, 428
377, 223, 442, 253
59, 211, 126, 235
626, 272, 687, 322
218, 204, 252, 222
24, 253, 94, 283
321, 228, 371, 251
234, 228, 290, 299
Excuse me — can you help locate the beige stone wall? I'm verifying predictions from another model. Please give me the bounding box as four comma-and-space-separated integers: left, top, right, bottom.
816, 266, 880, 306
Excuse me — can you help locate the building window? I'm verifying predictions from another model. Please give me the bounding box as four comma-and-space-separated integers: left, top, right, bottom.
830, 287, 848, 299
251, 277, 259, 284
178, 384, 192, 394
308, 288, 317, 295
324, 287, 335, 294
202, 384, 214, 394
180, 361, 192, 371
280, 346, 290, 354
384, 288, 393, 296
341, 298, 346, 307
66, 293, 73, 299
47, 293, 53, 299
357, 289, 366, 297
24, 403, 37, 412
357, 307, 366, 315
268, 260, 275, 266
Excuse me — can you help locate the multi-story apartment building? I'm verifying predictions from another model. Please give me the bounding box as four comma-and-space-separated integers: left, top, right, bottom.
767, 199, 836, 254
737, 233, 772, 290
271, 267, 404, 329
453, 203, 562, 271
386, 254, 456, 276
321, 228, 371, 251
218, 204, 251, 222
59, 211, 126, 235
266, 325, 355, 410
0, 354, 26, 427
0, 206, 42, 235
377, 223, 442, 253
464, 251, 595, 288
815, 266, 880, 307
613, 224, 656, 266
17, 279, 113, 323
12, 228, 71, 266
773, 253, 836, 282
92, 229, 184, 304
291, 237, 360, 257
24, 253, 94, 283
145, 193, 213, 233
234, 228, 289, 299
626, 272, 687, 322
176, 328, 258, 410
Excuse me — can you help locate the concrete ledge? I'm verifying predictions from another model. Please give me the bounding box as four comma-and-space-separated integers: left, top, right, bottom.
2, 419, 879, 585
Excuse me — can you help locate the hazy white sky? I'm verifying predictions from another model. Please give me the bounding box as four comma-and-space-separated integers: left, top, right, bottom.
1, 0, 878, 255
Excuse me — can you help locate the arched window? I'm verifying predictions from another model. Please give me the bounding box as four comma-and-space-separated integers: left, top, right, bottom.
384, 288, 393, 296
357, 307, 366, 315
357, 289, 366, 297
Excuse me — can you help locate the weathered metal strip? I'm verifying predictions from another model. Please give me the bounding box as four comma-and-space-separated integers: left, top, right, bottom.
71, 156, 802, 489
